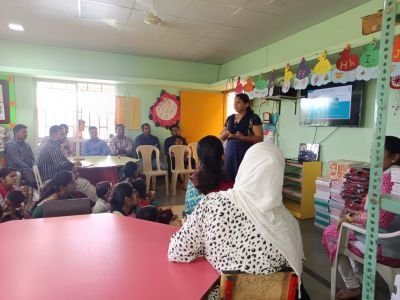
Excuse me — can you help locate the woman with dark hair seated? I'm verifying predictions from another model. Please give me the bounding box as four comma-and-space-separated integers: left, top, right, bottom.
58, 161, 97, 204
31, 171, 76, 218
184, 135, 233, 215
109, 182, 138, 217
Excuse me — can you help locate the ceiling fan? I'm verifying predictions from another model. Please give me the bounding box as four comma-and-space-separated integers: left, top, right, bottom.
136, 0, 162, 25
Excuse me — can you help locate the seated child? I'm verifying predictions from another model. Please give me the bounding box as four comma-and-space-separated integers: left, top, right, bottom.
120, 161, 145, 184
109, 182, 138, 217
92, 181, 111, 214
132, 180, 174, 224
0, 190, 27, 222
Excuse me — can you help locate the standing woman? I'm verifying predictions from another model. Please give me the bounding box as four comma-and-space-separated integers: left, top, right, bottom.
220, 93, 263, 181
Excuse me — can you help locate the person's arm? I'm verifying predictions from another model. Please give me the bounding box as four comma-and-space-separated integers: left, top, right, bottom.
102, 141, 111, 156
49, 146, 68, 169
168, 200, 205, 262
109, 138, 117, 155
82, 141, 89, 156
125, 137, 133, 154
228, 125, 263, 143
5, 142, 31, 169
155, 137, 161, 150
219, 127, 230, 141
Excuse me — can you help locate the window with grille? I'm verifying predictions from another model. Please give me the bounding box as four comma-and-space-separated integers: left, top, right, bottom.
36, 81, 116, 140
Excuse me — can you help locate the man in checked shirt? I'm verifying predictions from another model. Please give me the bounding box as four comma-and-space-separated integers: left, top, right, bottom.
109, 124, 134, 157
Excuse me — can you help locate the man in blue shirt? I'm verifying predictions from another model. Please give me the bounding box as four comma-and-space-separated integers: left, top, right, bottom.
134, 123, 166, 170
82, 126, 111, 156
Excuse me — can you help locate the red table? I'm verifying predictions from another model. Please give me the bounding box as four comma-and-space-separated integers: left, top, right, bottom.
0, 214, 219, 300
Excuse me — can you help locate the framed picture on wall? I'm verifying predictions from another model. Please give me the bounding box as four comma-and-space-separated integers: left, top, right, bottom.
0, 80, 10, 124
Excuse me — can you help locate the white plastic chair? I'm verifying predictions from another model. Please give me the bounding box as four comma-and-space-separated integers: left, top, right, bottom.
331, 222, 400, 300
169, 145, 195, 196
32, 165, 44, 191
188, 142, 198, 164
136, 145, 169, 196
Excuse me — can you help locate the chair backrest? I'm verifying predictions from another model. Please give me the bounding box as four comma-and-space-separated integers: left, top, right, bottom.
32, 165, 43, 190
43, 198, 92, 218
169, 145, 193, 172
136, 145, 160, 172
188, 142, 198, 163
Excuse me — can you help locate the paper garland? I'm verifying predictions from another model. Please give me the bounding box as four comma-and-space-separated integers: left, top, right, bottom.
230, 37, 400, 99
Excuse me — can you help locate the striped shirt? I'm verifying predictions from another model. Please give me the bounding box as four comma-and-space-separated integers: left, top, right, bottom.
36, 139, 68, 181
5, 138, 35, 170
109, 136, 133, 155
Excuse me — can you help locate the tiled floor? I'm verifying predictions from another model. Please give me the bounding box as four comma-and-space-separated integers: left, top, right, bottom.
156, 184, 391, 299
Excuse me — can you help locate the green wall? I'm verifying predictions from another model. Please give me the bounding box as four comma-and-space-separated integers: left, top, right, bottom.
0, 39, 219, 84
253, 80, 400, 174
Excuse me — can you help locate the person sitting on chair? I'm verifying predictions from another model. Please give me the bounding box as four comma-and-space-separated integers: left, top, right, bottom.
82, 126, 111, 156
134, 123, 166, 170
109, 124, 133, 157
169, 142, 304, 294
4, 124, 36, 188
36, 125, 69, 181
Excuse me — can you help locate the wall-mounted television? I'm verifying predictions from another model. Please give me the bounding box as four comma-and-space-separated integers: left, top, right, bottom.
300, 81, 364, 127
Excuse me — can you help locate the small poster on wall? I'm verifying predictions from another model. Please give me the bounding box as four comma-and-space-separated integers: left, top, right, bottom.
0, 80, 10, 124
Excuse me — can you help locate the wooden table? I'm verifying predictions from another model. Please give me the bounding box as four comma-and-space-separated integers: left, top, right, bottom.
68, 156, 139, 184
0, 214, 219, 300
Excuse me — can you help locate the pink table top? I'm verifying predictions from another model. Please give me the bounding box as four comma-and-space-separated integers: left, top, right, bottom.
0, 214, 219, 300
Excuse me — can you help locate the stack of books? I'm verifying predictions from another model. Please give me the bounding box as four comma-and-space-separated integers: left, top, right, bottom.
314, 177, 331, 229
392, 166, 400, 197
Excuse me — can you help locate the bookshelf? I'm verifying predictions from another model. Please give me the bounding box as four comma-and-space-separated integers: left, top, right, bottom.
283, 160, 322, 219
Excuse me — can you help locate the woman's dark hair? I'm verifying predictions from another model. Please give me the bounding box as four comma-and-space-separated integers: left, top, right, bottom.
132, 180, 147, 199
7, 190, 25, 206
58, 161, 75, 172
136, 206, 158, 222
0, 168, 17, 179
235, 93, 253, 113
386, 136, 400, 165
35, 171, 75, 209
121, 162, 139, 181
96, 181, 112, 199
110, 182, 135, 214
193, 135, 226, 194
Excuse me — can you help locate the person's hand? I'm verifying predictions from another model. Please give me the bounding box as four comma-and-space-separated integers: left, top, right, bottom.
337, 213, 358, 230
228, 132, 244, 140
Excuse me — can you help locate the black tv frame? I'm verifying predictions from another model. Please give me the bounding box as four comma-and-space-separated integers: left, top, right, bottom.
300, 81, 364, 127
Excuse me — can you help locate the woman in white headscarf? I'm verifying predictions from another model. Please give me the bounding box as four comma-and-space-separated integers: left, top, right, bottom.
168, 141, 304, 295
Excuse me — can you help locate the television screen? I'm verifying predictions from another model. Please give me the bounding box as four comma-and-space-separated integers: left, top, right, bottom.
300, 82, 364, 127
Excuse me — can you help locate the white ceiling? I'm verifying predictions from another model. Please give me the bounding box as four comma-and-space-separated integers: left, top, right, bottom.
0, 0, 369, 64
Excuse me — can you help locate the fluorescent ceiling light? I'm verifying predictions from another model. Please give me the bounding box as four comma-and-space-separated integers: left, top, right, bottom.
8, 23, 24, 31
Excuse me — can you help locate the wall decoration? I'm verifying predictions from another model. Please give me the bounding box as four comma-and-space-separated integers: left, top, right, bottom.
390, 76, 400, 89
235, 76, 243, 94
294, 58, 310, 90
243, 77, 255, 98
356, 40, 379, 81
268, 72, 276, 97
253, 75, 269, 98
115, 96, 141, 129
0, 75, 15, 125
392, 36, 400, 77
336, 44, 359, 71
149, 90, 180, 128
311, 51, 332, 86
282, 64, 293, 93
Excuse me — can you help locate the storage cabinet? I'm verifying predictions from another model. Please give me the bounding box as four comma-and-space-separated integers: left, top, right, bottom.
282, 160, 322, 219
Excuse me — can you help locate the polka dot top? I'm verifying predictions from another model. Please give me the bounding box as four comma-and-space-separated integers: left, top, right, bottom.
168, 192, 288, 274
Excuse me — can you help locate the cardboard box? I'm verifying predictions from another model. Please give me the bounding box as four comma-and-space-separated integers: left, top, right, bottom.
362, 10, 400, 35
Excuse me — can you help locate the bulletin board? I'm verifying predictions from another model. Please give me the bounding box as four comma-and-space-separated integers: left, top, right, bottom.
0, 75, 16, 126
115, 96, 141, 129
